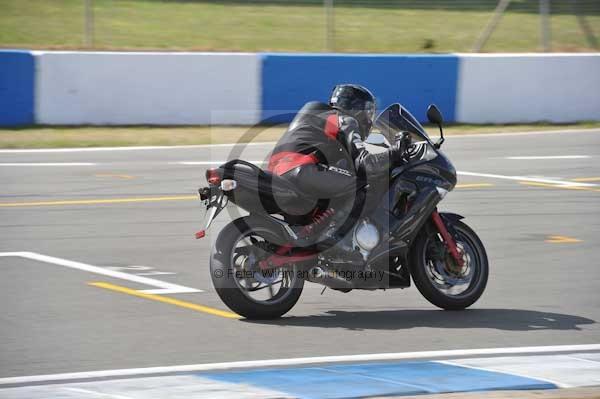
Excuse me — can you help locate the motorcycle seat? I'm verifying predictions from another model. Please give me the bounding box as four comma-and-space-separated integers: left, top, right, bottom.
220, 160, 322, 216
221, 159, 360, 217
224, 160, 359, 199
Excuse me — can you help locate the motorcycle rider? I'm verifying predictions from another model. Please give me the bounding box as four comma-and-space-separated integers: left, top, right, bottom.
267, 84, 411, 244
268, 83, 410, 200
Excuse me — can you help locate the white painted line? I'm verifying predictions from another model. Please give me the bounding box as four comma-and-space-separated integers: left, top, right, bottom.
139, 288, 199, 295
505, 155, 591, 160
1, 344, 599, 386
457, 171, 597, 187
0, 163, 97, 166
0, 252, 201, 295
0, 142, 277, 153
449, 128, 600, 139
173, 161, 266, 165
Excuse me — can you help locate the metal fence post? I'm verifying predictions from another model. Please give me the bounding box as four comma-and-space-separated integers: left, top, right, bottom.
540, 0, 551, 52
84, 0, 95, 47
472, 0, 512, 52
571, 0, 598, 50
324, 0, 334, 52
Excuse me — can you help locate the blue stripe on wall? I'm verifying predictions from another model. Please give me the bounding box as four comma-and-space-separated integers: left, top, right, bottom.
202, 361, 556, 399
261, 53, 459, 124
0, 50, 35, 126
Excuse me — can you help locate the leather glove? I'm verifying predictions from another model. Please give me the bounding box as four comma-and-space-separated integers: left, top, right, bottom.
390, 131, 411, 163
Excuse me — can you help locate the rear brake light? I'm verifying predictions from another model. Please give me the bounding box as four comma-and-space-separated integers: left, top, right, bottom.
206, 168, 221, 185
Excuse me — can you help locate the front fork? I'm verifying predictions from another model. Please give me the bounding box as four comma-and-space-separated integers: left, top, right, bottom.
431, 210, 464, 266
393, 184, 463, 267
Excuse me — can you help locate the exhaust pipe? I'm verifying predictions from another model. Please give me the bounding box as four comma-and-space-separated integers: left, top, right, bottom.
308, 266, 354, 290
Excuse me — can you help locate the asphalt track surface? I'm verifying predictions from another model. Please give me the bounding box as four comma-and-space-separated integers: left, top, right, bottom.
1, 129, 599, 379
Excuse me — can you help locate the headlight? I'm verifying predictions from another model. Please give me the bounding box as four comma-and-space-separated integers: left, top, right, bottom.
421, 144, 438, 161
408, 142, 438, 161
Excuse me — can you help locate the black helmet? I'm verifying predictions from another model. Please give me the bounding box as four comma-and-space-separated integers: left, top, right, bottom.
329, 84, 376, 139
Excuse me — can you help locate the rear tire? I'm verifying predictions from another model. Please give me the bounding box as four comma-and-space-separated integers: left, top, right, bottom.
210, 216, 304, 319
410, 220, 488, 310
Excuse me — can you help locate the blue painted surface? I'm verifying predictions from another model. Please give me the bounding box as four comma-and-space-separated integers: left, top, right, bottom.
261, 53, 459, 124
0, 50, 35, 126
201, 361, 556, 399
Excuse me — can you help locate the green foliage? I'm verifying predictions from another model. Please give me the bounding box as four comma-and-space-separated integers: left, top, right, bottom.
0, 0, 598, 52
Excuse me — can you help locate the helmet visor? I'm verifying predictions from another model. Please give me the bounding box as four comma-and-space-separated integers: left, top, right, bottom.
332, 91, 375, 120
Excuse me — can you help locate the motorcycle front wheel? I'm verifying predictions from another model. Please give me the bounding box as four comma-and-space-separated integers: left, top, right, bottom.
410, 219, 488, 310
210, 216, 304, 319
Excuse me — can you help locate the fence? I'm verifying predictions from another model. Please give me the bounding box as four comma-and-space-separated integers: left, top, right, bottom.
1, 0, 599, 53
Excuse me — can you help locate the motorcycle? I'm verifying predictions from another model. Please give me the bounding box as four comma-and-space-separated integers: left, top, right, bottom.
196, 103, 488, 319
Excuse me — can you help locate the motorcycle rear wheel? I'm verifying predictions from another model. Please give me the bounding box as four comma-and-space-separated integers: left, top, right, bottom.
210, 216, 304, 319
410, 220, 488, 310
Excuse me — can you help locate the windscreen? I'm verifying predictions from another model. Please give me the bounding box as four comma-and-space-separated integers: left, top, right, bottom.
373, 103, 432, 145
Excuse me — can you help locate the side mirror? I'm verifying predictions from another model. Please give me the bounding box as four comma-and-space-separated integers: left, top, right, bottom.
426, 104, 445, 148
427, 104, 444, 125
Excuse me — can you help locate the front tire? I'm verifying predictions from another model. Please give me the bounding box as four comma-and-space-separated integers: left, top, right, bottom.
210, 216, 304, 319
410, 219, 488, 310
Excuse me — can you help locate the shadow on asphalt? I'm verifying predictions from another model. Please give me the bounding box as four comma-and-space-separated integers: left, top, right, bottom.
244, 309, 595, 331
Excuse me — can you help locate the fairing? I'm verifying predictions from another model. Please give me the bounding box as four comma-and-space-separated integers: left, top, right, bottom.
373, 103, 433, 145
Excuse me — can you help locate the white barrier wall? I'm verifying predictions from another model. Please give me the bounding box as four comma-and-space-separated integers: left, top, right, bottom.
36, 52, 260, 125
30, 52, 600, 126
456, 54, 600, 123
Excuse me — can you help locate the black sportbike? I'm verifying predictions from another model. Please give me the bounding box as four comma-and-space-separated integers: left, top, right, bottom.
196, 103, 488, 319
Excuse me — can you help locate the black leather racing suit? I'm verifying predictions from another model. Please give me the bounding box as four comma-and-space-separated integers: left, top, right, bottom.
268, 101, 396, 199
